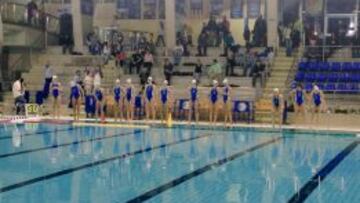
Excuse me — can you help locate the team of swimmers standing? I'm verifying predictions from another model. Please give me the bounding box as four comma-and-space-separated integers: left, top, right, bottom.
49, 76, 234, 126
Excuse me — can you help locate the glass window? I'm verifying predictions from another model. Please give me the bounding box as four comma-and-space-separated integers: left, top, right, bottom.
230, 0, 244, 19
176, 0, 187, 16
159, 0, 165, 19
210, 0, 224, 16
247, 0, 261, 18
143, 0, 157, 19
327, 0, 357, 13
190, 0, 203, 15
116, 0, 141, 19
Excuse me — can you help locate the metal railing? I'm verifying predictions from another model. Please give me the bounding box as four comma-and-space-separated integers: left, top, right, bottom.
0, 2, 59, 35
303, 45, 360, 62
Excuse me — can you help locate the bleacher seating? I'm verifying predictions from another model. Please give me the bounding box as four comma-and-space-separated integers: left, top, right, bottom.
294, 61, 360, 93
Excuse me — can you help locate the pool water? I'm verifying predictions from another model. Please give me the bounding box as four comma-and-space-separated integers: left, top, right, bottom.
0, 123, 358, 203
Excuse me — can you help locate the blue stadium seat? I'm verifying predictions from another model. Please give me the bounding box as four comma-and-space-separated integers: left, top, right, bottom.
295, 72, 305, 82
342, 62, 353, 72
305, 73, 316, 82
338, 73, 350, 83
324, 83, 336, 92
298, 62, 308, 71
308, 62, 318, 72
317, 83, 325, 90
305, 83, 313, 91
337, 83, 348, 93
330, 62, 341, 72
318, 62, 330, 72
328, 73, 339, 83
353, 62, 360, 71
349, 83, 360, 93
316, 73, 327, 82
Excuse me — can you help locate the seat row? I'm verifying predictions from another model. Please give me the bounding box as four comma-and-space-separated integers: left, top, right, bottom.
298, 61, 360, 72
295, 72, 360, 83
291, 82, 360, 93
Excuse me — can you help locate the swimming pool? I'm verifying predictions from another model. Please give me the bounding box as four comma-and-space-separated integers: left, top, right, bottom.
0, 123, 358, 203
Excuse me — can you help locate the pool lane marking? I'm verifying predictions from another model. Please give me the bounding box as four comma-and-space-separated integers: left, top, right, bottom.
73, 122, 150, 129
0, 133, 213, 193
126, 136, 283, 203
0, 129, 144, 159
0, 127, 78, 141
287, 140, 359, 203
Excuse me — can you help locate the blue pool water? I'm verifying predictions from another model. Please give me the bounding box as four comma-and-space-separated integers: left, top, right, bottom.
0, 123, 358, 203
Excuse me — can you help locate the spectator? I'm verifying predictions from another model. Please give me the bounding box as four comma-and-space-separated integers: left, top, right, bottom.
12, 78, 26, 115
93, 69, 102, 88
173, 41, 184, 66
253, 15, 267, 47
194, 59, 203, 84
225, 52, 235, 76
208, 59, 222, 83
197, 32, 208, 56
222, 31, 235, 57
243, 23, 251, 48
156, 21, 166, 47
27, 0, 38, 25
244, 51, 256, 76
43, 62, 53, 99
221, 16, 230, 34
102, 41, 111, 64
116, 48, 127, 68
251, 60, 265, 87
130, 50, 143, 74
143, 51, 154, 75
284, 25, 293, 56
84, 70, 94, 95
139, 66, 148, 86
163, 59, 174, 85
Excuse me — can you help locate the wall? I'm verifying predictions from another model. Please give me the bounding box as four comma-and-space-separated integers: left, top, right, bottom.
93, 0, 266, 45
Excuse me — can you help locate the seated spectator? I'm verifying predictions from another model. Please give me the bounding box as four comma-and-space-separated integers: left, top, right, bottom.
208, 59, 222, 83
251, 60, 265, 87
194, 59, 203, 84
163, 59, 174, 85
222, 31, 235, 57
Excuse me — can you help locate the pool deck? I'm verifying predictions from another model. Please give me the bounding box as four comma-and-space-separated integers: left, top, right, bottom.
1, 115, 359, 134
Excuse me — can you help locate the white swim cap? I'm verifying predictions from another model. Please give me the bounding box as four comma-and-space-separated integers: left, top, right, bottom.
148, 77, 153, 82
192, 79, 197, 84
314, 85, 320, 91
163, 80, 168, 85
273, 88, 279, 93
70, 81, 76, 87
213, 80, 218, 85
127, 78, 132, 84
52, 75, 57, 80
223, 78, 228, 84
115, 79, 120, 83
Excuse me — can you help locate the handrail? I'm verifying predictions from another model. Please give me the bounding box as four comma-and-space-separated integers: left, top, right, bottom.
0, 2, 59, 35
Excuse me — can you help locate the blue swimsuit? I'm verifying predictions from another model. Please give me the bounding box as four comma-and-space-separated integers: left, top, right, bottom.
126, 87, 132, 102
145, 85, 154, 101
160, 88, 168, 104
272, 96, 280, 108
114, 87, 121, 103
71, 86, 80, 100
295, 90, 304, 106
190, 87, 198, 102
223, 86, 229, 103
95, 89, 103, 101
210, 87, 218, 104
313, 93, 321, 107
52, 83, 59, 98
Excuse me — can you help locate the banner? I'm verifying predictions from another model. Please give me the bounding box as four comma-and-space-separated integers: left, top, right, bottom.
81, 0, 94, 16
247, 0, 260, 18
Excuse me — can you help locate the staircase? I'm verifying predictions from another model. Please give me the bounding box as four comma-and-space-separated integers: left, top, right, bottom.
255, 49, 297, 123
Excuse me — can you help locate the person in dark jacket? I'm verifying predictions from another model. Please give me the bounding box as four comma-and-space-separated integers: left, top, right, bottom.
163, 59, 174, 85
197, 31, 208, 56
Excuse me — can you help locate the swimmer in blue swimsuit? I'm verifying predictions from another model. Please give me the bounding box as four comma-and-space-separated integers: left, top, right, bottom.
144, 77, 156, 121
291, 84, 306, 123
159, 80, 171, 123
310, 85, 326, 123
113, 79, 123, 121
209, 80, 219, 124
70, 81, 83, 121
94, 86, 105, 121
222, 79, 233, 126
125, 78, 134, 121
188, 79, 199, 124
271, 88, 284, 128
50, 75, 61, 118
